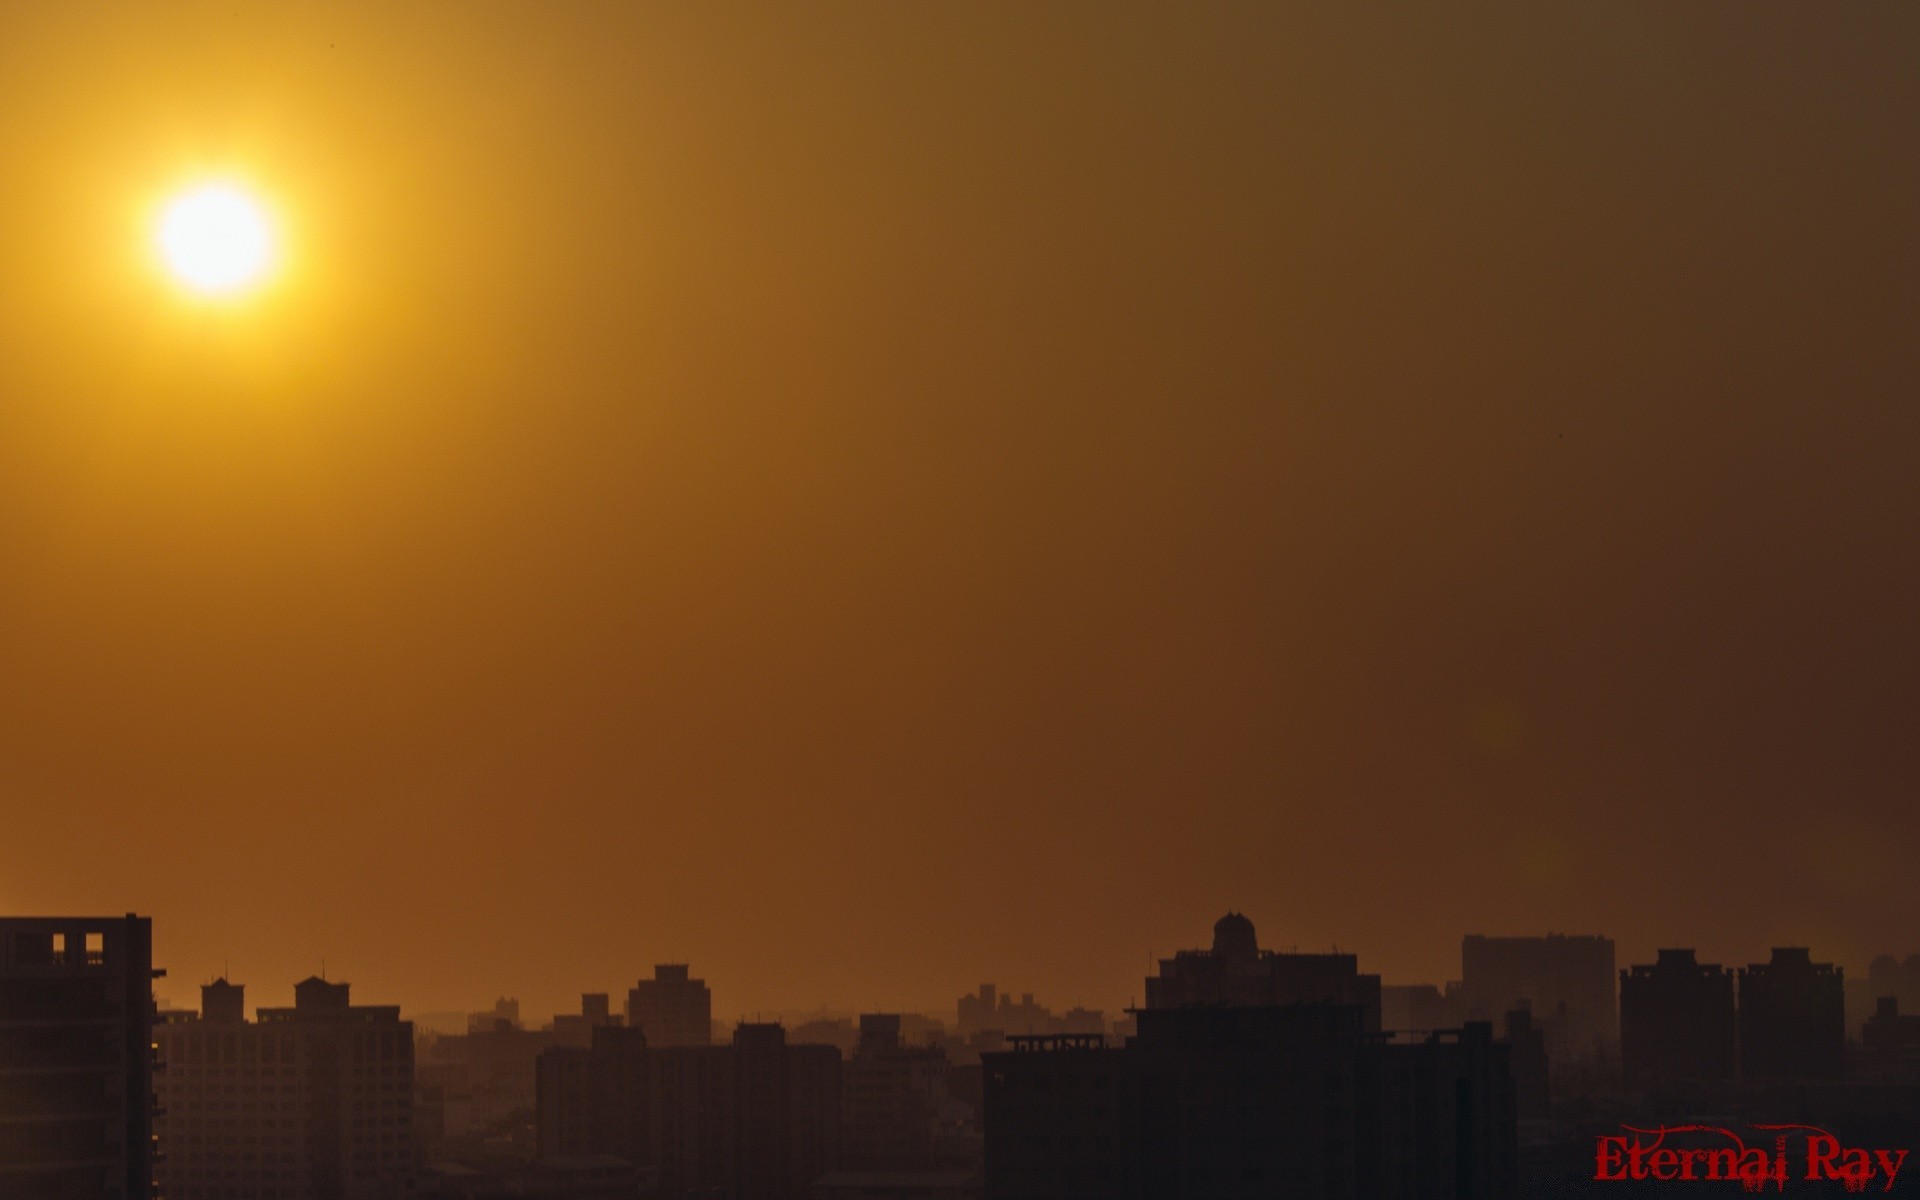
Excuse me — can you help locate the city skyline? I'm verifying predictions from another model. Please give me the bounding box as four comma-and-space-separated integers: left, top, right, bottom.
2, 1, 1917, 1060
137, 916, 1918, 1037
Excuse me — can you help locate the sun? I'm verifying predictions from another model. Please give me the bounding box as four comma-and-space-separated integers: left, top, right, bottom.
156, 184, 277, 296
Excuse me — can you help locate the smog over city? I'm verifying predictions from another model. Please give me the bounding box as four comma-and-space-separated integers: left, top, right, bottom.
1, 4, 1916, 1198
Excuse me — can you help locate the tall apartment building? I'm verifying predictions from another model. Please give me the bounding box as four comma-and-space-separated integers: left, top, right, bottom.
0, 914, 158, 1200
626, 965, 712, 1047
537, 1022, 839, 1199
1619, 949, 1737, 1084
841, 1014, 960, 1170
154, 976, 415, 1200
1145, 913, 1383, 1031
1738, 948, 1845, 1080
983, 1004, 1517, 1199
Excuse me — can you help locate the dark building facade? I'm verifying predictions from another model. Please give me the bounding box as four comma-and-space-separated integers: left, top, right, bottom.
0, 915, 158, 1200
416, 1015, 566, 1155
1502, 1009, 1549, 1120
537, 1021, 840, 1199
841, 1015, 965, 1171
626, 965, 712, 1048
1619, 948, 1737, 1085
1738, 948, 1845, 1080
1862, 997, 1920, 1069
1146, 914, 1383, 1031
154, 976, 415, 1200
982, 1005, 1516, 1200
1459, 934, 1616, 1067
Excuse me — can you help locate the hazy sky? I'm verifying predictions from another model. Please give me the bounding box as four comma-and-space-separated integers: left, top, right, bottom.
0, 3, 1915, 1021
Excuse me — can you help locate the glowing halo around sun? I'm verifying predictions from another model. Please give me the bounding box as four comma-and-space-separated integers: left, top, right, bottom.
155, 183, 278, 296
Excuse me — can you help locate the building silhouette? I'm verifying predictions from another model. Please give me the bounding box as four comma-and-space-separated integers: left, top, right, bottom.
1619, 948, 1736, 1084
0, 915, 157, 1200
1861, 997, 1920, 1069
154, 976, 415, 1200
982, 1004, 1516, 1199
1145, 913, 1383, 1031
1503, 1009, 1550, 1120
627, 964, 712, 1047
841, 1014, 970, 1171
537, 1021, 840, 1199
1738, 948, 1845, 1080
1459, 934, 1616, 1066
1867, 954, 1920, 1010
1380, 984, 1461, 1034
550, 992, 621, 1048
467, 997, 520, 1034
957, 987, 1104, 1040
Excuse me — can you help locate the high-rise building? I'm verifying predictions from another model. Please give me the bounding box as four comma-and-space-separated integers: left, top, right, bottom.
537, 1021, 840, 1200
0, 915, 158, 1200
1145, 913, 1383, 1030
154, 976, 415, 1200
1618, 949, 1736, 1085
841, 1014, 962, 1170
626, 965, 712, 1047
1459, 934, 1616, 1066
956, 985, 999, 1037
1738, 948, 1845, 1080
982, 1004, 1517, 1199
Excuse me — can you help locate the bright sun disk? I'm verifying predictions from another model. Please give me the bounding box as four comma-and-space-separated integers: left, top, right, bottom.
157, 184, 275, 295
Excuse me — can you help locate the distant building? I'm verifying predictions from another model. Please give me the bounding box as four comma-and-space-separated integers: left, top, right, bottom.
1145, 913, 1383, 1030
551, 992, 623, 1048
955, 987, 1104, 1043
154, 975, 414, 1200
0, 915, 158, 1200
1738, 948, 1845, 1080
1868, 954, 1920, 1010
537, 1021, 840, 1199
1381, 983, 1461, 1033
1459, 934, 1616, 1065
417, 1011, 565, 1153
1619, 949, 1736, 1084
1856, 955, 1920, 1045
1862, 997, 1920, 1066
468, 996, 521, 1034
791, 1017, 860, 1058
956, 986, 1000, 1037
982, 1005, 1517, 1199
627, 965, 712, 1047
842, 1015, 970, 1171
1504, 1009, 1550, 1120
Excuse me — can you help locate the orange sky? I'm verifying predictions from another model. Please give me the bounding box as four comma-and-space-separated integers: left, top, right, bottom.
0, 3, 1915, 1021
